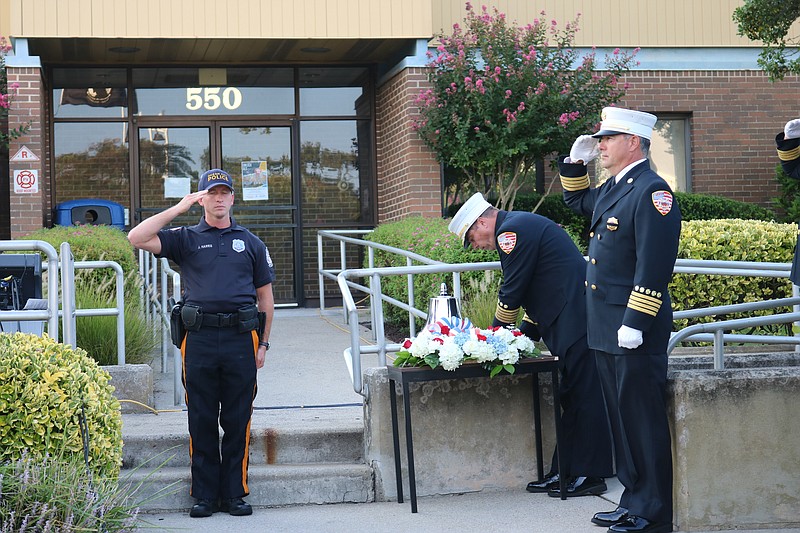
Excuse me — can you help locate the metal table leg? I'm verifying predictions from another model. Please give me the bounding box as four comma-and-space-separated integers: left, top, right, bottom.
402, 380, 418, 513
389, 378, 404, 503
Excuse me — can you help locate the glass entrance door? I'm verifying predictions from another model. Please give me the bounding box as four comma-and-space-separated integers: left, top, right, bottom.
219, 125, 296, 305
136, 123, 298, 305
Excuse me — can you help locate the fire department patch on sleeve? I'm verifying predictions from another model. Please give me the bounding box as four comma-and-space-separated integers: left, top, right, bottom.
497, 232, 517, 254
651, 190, 673, 216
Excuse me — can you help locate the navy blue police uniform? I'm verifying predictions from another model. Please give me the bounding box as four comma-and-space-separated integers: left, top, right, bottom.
489, 210, 613, 483
775, 132, 800, 284
158, 216, 274, 504
560, 158, 681, 525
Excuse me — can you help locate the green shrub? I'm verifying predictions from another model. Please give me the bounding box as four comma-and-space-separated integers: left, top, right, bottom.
75, 282, 159, 366
22, 225, 139, 302
670, 219, 796, 334
773, 163, 800, 222
0, 333, 123, 478
0, 451, 140, 532
675, 192, 775, 221
364, 217, 498, 331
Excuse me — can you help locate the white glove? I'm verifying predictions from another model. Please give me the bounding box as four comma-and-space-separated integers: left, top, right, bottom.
567, 135, 600, 164
617, 325, 643, 350
785, 119, 800, 140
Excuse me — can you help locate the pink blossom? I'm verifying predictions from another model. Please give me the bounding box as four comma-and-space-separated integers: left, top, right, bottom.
504, 89, 512, 99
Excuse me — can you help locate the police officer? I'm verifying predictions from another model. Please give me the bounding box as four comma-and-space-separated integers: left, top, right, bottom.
448, 193, 613, 498
775, 118, 800, 284
559, 107, 681, 533
128, 168, 275, 518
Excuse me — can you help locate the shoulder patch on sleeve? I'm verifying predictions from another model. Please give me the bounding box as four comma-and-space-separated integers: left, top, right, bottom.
497, 232, 517, 254
651, 190, 673, 216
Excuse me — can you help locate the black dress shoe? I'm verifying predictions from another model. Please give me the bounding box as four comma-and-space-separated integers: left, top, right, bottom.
548, 476, 607, 497
189, 499, 216, 518
220, 497, 253, 516
608, 515, 673, 533
592, 506, 629, 526
526, 472, 559, 493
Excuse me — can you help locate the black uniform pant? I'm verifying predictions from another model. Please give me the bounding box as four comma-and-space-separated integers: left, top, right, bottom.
595, 350, 673, 524
181, 325, 258, 501
549, 337, 613, 478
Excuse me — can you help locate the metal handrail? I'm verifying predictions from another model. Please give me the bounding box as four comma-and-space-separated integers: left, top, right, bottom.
322, 228, 800, 393
136, 249, 185, 406
318, 229, 452, 338
0, 240, 60, 336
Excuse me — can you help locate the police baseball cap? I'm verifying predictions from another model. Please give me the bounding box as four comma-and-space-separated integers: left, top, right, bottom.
448, 192, 492, 248
198, 169, 234, 192
592, 107, 657, 140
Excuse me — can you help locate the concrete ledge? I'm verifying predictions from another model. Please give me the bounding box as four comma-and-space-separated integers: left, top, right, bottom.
363, 366, 556, 501
104, 364, 154, 413
669, 354, 800, 530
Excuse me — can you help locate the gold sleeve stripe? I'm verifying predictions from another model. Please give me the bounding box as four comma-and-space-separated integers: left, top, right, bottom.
559, 174, 590, 191
778, 146, 800, 161
627, 292, 662, 316
495, 302, 519, 323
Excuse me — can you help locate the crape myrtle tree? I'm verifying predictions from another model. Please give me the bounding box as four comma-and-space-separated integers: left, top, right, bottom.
1, 36, 30, 149
411, 3, 638, 210
733, 0, 800, 81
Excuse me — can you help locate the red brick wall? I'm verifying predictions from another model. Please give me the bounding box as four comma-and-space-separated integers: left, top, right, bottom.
375, 67, 441, 223
7, 67, 48, 237
617, 70, 800, 208
378, 68, 800, 216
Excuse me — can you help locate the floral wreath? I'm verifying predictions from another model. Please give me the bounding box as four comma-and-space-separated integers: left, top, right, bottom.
393, 316, 540, 377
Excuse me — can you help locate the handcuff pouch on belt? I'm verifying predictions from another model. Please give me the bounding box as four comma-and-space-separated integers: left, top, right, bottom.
237, 304, 260, 334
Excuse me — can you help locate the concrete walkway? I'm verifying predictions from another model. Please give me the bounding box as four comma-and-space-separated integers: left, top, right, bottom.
133, 308, 799, 533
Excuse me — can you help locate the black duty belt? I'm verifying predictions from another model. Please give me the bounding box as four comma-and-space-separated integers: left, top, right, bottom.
201, 312, 239, 328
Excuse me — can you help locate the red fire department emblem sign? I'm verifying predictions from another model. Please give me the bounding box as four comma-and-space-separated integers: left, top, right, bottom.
497, 232, 517, 254
651, 190, 673, 216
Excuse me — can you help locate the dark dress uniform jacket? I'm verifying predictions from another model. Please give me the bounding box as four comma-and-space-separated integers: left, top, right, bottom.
492, 210, 588, 354
560, 160, 682, 354
776, 132, 800, 285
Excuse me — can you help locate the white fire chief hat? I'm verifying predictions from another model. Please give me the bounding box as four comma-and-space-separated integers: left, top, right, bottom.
592, 107, 657, 140
448, 192, 492, 248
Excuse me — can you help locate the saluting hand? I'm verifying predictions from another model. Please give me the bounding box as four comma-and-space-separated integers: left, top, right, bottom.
785, 119, 800, 140
175, 190, 208, 214
568, 135, 600, 164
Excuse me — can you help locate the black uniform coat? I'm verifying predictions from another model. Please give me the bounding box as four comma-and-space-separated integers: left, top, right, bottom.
490, 210, 613, 478
490, 210, 588, 354
560, 159, 681, 354
776, 132, 800, 285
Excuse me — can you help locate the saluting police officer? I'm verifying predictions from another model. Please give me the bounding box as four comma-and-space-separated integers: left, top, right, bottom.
128, 168, 275, 518
448, 194, 613, 499
775, 118, 800, 284
559, 107, 681, 533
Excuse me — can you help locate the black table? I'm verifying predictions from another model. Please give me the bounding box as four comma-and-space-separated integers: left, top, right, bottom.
387, 357, 565, 513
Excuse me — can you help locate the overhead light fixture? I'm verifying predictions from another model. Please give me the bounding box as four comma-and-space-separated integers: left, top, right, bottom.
300, 47, 331, 54
109, 46, 140, 54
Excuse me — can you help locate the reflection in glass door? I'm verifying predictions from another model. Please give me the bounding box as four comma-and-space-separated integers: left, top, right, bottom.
137, 126, 210, 227
220, 126, 296, 305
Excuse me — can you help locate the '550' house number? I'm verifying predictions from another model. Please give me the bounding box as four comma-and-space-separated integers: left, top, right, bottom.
186, 88, 243, 111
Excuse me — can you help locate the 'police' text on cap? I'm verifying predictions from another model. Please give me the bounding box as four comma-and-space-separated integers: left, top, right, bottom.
592, 107, 657, 140
199, 169, 234, 192
448, 192, 492, 247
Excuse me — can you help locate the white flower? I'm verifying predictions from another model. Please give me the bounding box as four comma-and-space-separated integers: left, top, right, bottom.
499, 348, 520, 365
492, 327, 515, 343
409, 330, 434, 358
511, 334, 536, 355
462, 338, 496, 363
438, 339, 464, 371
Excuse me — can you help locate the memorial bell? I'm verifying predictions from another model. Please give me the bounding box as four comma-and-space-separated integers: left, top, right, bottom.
424, 283, 462, 329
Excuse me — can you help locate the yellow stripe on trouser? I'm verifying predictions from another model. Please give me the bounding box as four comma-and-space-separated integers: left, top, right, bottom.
239, 329, 260, 494
180, 334, 194, 496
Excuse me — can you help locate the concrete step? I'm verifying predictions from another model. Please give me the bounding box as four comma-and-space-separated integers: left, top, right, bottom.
122, 425, 365, 468
121, 463, 375, 512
